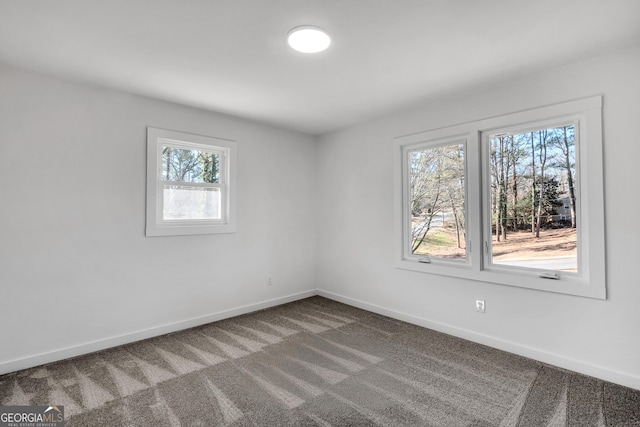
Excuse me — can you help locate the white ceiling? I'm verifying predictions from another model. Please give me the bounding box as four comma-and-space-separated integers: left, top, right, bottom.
1, 1, 639, 135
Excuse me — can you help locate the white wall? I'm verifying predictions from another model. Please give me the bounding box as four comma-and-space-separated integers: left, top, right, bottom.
2, 46, 639, 390
0, 64, 317, 372
316, 45, 640, 389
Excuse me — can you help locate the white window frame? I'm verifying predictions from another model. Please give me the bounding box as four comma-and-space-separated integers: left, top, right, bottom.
394, 96, 605, 299
146, 127, 236, 237
401, 136, 470, 266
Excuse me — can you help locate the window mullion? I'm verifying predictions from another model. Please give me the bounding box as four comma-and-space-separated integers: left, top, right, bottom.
466, 130, 483, 273
161, 180, 221, 189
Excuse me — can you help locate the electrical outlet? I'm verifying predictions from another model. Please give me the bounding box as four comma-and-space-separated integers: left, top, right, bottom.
266, 275, 272, 286
475, 299, 486, 313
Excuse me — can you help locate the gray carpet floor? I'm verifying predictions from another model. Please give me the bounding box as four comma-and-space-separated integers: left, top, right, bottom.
1, 296, 638, 426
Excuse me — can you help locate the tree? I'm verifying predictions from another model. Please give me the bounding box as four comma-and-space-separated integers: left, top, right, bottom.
534, 130, 550, 237
518, 176, 562, 225
530, 131, 536, 233
410, 144, 465, 255
491, 126, 574, 235
509, 134, 528, 230
491, 136, 510, 240
491, 134, 527, 238
162, 147, 219, 183
551, 126, 576, 228
447, 147, 466, 249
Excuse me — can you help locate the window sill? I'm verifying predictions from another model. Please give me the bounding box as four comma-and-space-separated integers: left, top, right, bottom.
395, 258, 605, 299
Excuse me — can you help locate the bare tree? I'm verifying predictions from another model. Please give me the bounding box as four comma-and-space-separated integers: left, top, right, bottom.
535, 130, 549, 238
498, 136, 508, 240
557, 126, 576, 228
530, 132, 536, 233
409, 144, 465, 255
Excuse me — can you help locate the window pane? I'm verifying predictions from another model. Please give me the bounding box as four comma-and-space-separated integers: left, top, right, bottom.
162, 146, 220, 183
163, 185, 221, 220
409, 143, 466, 260
489, 126, 577, 272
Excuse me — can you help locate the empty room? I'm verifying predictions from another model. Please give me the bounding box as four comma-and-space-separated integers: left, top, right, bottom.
1, 1, 639, 425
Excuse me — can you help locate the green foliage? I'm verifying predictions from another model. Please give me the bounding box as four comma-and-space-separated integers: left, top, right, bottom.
520, 176, 563, 218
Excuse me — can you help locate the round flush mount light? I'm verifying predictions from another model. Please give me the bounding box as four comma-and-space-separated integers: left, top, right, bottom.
287, 25, 331, 53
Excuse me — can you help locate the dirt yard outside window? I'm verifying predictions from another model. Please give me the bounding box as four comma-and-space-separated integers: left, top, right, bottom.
415, 226, 577, 268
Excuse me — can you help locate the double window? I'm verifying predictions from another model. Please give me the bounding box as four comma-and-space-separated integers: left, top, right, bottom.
395, 97, 605, 298
146, 127, 236, 236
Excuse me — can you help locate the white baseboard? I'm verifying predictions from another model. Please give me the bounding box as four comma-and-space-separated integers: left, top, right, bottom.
0, 290, 317, 376
318, 290, 640, 391
4, 288, 639, 392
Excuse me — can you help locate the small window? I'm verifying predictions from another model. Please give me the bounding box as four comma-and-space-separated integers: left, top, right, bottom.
395, 96, 605, 299
146, 127, 236, 236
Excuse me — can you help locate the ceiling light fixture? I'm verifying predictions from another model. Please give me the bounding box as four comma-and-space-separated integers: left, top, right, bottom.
287, 25, 331, 53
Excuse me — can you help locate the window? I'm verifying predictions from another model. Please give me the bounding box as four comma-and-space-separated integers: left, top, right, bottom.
394, 97, 605, 298
407, 139, 467, 263
146, 127, 236, 236
485, 122, 579, 273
